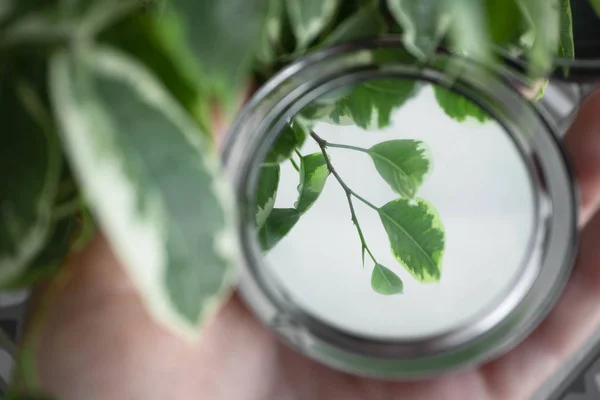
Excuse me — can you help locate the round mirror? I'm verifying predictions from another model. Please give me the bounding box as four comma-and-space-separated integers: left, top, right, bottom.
224, 42, 577, 377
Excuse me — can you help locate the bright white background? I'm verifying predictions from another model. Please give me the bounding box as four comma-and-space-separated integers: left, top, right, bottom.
264, 84, 535, 339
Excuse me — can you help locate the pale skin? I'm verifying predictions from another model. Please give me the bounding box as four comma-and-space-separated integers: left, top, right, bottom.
33, 89, 600, 400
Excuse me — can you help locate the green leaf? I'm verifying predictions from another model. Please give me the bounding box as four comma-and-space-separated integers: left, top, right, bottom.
0, 81, 61, 286
50, 47, 236, 339
285, 0, 339, 49
368, 140, 432, 198
295, 153, 330, 213
325, 79, 417, 130
387, 0, 450, 60
321, 2, 385, 46
371, 264, 404, 295
558, 0, 574, 61
259, 208, 301, 251
101, 13, 210, 134
590, 0, 600, 16
259, 152, 330, 251
444, 0, 491, 61
485, 0, 522, 45
378, 198, 445, 283
159, 0, 270, 102
256, 0, 284, 64
256, 164, 280, 229
433, 86, 490, 123
264, 121, 307, 164
516, 0, 560, 74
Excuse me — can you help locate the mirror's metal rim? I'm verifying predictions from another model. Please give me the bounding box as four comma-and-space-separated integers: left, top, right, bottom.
223, 38, 578, 379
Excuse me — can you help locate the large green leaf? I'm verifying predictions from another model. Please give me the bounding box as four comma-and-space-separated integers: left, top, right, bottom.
433, 86, 490, 123
327, 79, 417, 130
50, 47, 236, 339
158, 0, 269, 102
255, 164, 280, 229
558, 0, 574, 61
285, 0, 339, 49
259, 208, 301, 251
0, 81, 61, 285
371, 264, 403, 295
368, 140, 432, 198
321, 2, 386, 46
516, 0, 560, 74
387, 0, 450, 60
378, 198, 445, 283
295, 153, 330, 213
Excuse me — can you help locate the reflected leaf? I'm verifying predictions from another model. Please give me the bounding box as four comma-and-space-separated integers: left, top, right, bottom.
433, 86, 490, 123
387, 0, 449, 60
324, 79, 418, 130
378, 198, 445, 283
259, 208, 301, 251
368, 140, 432, 199
286, 0, 339, 49
256, 164, 280, 229
260, 152, 329, 251
265, 121, 307, 164
371, 264, 404, 295
295, 153, 330, 213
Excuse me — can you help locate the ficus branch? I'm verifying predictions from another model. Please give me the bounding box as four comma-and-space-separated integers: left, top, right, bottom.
310, 131, 379, 266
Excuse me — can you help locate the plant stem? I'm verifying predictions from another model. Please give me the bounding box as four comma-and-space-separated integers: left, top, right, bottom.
310, 131, 378, 265
325, 141, 371, 155
310, 132, 380, 212
290, 157, 300, 172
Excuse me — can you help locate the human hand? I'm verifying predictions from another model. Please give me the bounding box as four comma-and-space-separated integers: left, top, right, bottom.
33, 90, 600, 400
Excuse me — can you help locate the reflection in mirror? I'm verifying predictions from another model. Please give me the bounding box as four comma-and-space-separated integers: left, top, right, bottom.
252, 78, 535, 339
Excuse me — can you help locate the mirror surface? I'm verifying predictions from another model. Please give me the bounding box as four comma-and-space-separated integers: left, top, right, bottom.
252, 78, 536, 339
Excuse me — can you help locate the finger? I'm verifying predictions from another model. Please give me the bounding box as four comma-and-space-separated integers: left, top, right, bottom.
564, 89, 600, 224
481, 89, 600, 398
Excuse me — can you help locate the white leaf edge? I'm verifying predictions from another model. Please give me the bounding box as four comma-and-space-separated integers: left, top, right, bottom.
50, 46, 238, 341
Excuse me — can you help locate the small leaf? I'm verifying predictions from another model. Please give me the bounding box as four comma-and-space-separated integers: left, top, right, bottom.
50, 47, 236, 339
378, 198, 445, 283
255, 164, 280, 229
371, 264, 404, 295
387, 0, 450, 60
264, 121, 307, 164
368, 140, 432, 198
321, 2, 385, 46
285, 0, 339, 49
433, 86, 490, 123
516, 0, 560, 74
158, 0, 270, 102
325, 79, 417, 130
295, 153, 330, 213
0, 81, 61, 286
558, 0, 574, 61
259, 208, 301, 251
